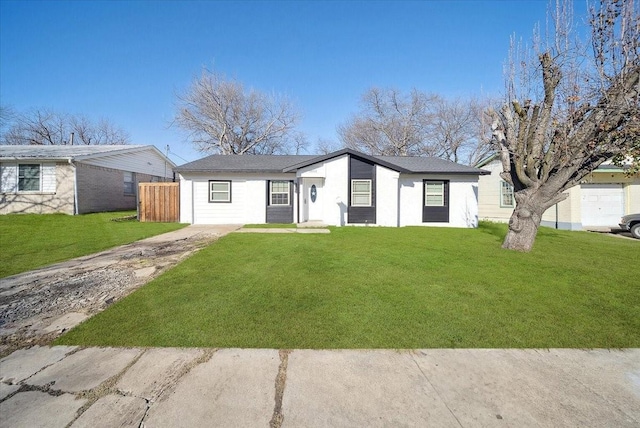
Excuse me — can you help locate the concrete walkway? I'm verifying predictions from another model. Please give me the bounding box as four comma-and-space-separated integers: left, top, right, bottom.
1, 346, 638, 427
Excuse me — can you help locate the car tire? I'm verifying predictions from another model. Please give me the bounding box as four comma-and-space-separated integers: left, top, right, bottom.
631, 223, 640, 239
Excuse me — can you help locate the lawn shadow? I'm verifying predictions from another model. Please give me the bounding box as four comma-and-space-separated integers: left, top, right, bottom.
478, 221, 507, 243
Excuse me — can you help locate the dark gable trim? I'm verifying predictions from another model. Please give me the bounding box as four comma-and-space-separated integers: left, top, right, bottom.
283, 148, 409, 173
422, 179, 449, 223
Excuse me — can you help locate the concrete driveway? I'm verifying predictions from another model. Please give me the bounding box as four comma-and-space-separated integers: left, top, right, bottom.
0, 346, 638, 427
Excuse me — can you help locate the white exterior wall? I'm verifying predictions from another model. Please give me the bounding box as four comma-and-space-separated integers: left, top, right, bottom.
180, 172, 297, 225
179, 174, 193, 223
376, 165, 400, 227
398, 174, 479, 227
298, 155, 349, 226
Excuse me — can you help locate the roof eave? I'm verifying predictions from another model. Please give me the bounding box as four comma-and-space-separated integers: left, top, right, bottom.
176, 168, 296, 174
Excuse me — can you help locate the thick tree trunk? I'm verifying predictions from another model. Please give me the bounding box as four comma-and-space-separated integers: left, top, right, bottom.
502, 202, 545, 252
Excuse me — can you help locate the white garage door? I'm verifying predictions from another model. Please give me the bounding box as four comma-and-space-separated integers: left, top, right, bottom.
581, 184, 624, 227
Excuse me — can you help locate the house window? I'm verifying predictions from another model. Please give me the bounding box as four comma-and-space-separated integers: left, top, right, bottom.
18, 164, 40, 191
500, 181, 514, 207
425, 181, 445, 206
351, 179, 372, 206
270, 181, 290, 205
209, 180, 231, 203
124, 172, 135, 195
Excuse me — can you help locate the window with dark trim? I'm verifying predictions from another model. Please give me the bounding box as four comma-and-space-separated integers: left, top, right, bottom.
351, 179, 372, 206
18, 164, 40, 192
270, 181, 290, 205
424, 181, 445, 206
500, 181, 514, 207
209, 180, 231, 203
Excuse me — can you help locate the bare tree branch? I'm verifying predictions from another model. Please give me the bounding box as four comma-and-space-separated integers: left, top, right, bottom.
1, 108, 129, 145
174, 69, 305, 155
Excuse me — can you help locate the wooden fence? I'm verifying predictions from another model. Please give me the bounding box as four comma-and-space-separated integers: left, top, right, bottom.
138, 182, 180, 222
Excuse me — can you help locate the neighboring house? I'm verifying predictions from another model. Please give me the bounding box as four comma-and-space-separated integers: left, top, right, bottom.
0, 145, 176, 215
177, 148, 488, 227
476, 154, 640, 230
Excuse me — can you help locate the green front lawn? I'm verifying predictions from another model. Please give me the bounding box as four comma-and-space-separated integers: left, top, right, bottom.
0, 212, 186, 278
56, 223, 640, 349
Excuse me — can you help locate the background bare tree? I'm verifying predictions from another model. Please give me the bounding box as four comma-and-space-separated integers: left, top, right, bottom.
175, 69, 306, 155
491, 0, 639, 252
1, 108, 130, 145
338, 88, 436, 156
338, 88, 492, 164
315, 137, 342, 155
429, 97, 495, 165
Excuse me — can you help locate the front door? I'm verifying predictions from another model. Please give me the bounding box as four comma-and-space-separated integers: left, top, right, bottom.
305, 178, 323, 221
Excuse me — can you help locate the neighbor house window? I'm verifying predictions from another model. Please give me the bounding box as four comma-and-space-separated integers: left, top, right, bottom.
500, 181, 514, 207
351, 180, 371, 206
424, 181, 445, 206
124, 172, 135, 195
209, 180, 231, 203
270, 181, 290, 205
18, 164, 40, 191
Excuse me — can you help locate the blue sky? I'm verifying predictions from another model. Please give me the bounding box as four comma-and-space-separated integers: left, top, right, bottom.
0, 1, 587, 165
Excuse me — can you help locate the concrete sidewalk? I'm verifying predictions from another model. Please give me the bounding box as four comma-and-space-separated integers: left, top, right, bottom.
1, 346, 638, 427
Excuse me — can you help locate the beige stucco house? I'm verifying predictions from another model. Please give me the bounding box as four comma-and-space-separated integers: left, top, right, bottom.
476, 155, 640, 230
0, 145, 176, 215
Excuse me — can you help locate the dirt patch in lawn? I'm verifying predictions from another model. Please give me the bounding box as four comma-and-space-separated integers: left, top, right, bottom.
0, 225, 240, 357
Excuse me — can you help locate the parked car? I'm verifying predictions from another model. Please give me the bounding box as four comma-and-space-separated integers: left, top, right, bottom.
619, 213, 640, 239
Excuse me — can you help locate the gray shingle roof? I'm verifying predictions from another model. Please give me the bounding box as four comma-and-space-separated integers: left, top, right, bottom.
375, 155, 485, 174
177, 155, 318, 173
0, 145, 148, 160
177, 149, 488, 175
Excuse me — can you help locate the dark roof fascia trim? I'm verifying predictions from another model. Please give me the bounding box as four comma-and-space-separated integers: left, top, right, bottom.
283, 148, 409, 173
402, 170, 491, 176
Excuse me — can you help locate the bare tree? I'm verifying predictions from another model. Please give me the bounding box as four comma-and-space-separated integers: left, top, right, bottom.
338, 88, 492, 164
491, 0, 639, 252
315, 137, 342, 155
175, 69, 305, 155
428, 97, 495, 165
1, 108, 129, 145
338, 88, 437, 156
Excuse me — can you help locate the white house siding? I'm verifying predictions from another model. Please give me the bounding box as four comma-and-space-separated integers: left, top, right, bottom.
79, 147, 174, 180
398, 174, 479, 227
376, 165, 400, 227
0, 162, 75, 215
181, 173, 298, 225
